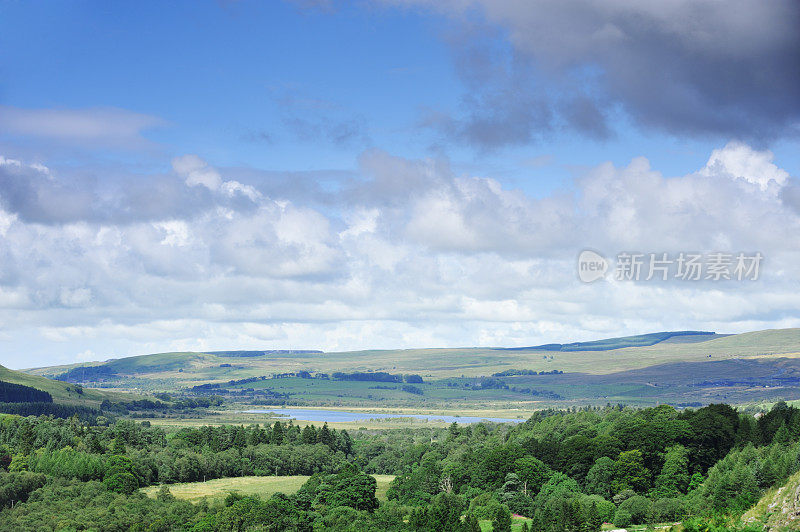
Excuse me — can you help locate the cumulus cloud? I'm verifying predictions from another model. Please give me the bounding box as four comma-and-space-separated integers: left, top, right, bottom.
388, 0, 800, 145
701, 142, 790, 191
0, 142, 799, 367
172, 154, 261, 201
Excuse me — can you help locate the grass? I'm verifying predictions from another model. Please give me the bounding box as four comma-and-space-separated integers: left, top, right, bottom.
478, 516, 532, 531
17, 328, 800, 414
0, 364, 141, 407
26, 329, 800, 384
740, 468, 800, 530
141, 475, 395, 504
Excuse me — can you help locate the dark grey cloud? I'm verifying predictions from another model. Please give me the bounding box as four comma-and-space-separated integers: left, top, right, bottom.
401, 0, 800, 147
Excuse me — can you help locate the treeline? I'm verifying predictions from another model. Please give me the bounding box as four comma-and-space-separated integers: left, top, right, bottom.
0, 403, 101, 423
331, 372, 424, 384
0, 382, 52, 404
205, 350, 323, 357
100, 397, 223, 414
55, 365, 117, 383
0, 415, 353, 486
443, 378, 563, 399
491, 369, 564, 377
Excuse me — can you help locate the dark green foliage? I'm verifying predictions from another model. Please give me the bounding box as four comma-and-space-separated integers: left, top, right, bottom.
755, 401, 800, 445
297, 463, 379, 512
104, 470, 139, 494
0, 479, 200, 531
0, 402, 101, 422
104, 454, 140, 494
612, 449, 650, 493
56, 365, 118, 383
498, 473, 534, 516
651, 497, 687, 522
584, 456, 614, 499
653, 444, 690, 497
1, 399, 800, 530
586, 501, 602, 531
407, 493, 467, 531
616, 494, 650, 524
0, 381, 52, 403
490, 502, 512, 532
0, 471, 46, 508
331, 372, 402, 383
196, 493, 311, 532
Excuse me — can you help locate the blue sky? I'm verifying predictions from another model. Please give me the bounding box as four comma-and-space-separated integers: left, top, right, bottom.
0, 0, 799, 367
6, 1, 795, 188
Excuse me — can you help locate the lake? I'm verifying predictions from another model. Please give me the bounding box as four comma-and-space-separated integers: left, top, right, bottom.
243, 408, 526, 424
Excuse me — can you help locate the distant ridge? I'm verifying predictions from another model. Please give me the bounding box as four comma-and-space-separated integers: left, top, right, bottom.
494, 330, 718, 352
204, 350, 324, 357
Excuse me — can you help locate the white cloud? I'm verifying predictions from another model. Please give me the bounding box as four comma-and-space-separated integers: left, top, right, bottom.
701, 141, 790, 191
173, 154, 261, 201
173, 154, 222, 190
0, 106, 164, 148
0, 144, 799, 367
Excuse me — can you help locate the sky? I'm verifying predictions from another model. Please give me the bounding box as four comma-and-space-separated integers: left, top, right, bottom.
0, 0, 799, 368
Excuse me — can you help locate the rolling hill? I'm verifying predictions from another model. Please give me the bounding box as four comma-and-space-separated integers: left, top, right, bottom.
25, 328, 800, 383
15, 329, 800, 409
0, 364, 143, 407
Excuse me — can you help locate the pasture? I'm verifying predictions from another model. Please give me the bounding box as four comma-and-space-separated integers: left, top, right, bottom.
141, 474, 396, 503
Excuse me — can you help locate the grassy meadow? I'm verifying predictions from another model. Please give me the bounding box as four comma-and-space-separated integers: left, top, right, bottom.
141, 475, 396, 504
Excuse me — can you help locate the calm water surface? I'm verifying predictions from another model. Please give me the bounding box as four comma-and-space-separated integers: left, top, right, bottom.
243, 408, 525, 424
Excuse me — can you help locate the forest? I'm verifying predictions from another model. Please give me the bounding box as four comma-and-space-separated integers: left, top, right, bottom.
1, 401, 799, 530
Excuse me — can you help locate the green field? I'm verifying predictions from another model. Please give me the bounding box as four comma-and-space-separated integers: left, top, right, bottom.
18, 328, 800, 413
0, 363, 142, 407
478, 516, 533, 531
28, 329, 800, 383
141, 475, 396, 503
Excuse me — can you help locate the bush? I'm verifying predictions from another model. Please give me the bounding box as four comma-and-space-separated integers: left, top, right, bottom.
617, 495, 650, 524
612, 488, 636, 505
103, 471, 139, 494
468, 493, 504, 521
578, 494, 615, 523
613, 508, 632, 528
651, 497, 686, 522
490, 503, 512, 532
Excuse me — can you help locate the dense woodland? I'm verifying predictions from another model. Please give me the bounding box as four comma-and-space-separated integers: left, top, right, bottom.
1, 401, 800, 530
0, 382, 52, 404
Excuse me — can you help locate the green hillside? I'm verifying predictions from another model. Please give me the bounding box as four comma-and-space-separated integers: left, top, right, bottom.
0, 364, 141, 407
497, 330, 720, 351
740, 467, 800, 530
25, 329, 800, 386
15, 328, 800, 412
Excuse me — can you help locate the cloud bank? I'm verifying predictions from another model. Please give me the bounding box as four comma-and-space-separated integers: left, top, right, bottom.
1, 141, 798, 366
